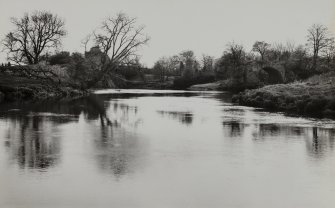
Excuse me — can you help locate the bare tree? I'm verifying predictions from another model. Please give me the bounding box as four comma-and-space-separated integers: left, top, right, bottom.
201, 54, 214, 72
178, 50, 199, 78
81, 34, 92, 53
179, 50, 195, 62
2, 11, 66, 65
167, 55, 181, 74
153, 57, 168, 82
252, 41, 270, 63
267, 41, 296, 62
285, 40, 296, 53
85, 12, 150, 88
307, 24, 334, 69
323, 38, 335, 67
226, 42, 246, 66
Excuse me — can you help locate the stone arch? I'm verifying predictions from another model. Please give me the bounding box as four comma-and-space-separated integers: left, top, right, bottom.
262, 67, 284, 84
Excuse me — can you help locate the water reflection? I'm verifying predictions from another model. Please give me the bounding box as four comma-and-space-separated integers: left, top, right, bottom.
222, 121, 246, 137
157, 111, 193, 125
305, 127, 335, 158
109, 101, 141, 128
4, 114, 61, 170
0, 95, 112, 171
237, 121, 335, 159
258, 124, 281, 136
1, 90, 335, 208
93, 126, 145, 178
1, 92, 335, 173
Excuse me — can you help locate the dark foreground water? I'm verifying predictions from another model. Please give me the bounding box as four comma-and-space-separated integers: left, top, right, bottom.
0, 89, 335, 208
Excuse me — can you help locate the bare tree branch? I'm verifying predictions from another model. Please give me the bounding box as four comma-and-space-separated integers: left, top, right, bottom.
2, 11, 66, 65
85, 12, 150, 88
307, 24, 334, 70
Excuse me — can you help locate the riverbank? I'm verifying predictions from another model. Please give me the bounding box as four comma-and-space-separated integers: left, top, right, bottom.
188, 79, 260, 92
232, 72, 335, 118
0, 75, 86, 103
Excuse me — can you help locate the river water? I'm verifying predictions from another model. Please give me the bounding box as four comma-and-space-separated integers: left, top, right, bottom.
0, 89, 334, 208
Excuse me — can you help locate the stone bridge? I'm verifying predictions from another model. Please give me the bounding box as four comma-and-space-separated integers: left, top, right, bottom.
259, 63, 286, 84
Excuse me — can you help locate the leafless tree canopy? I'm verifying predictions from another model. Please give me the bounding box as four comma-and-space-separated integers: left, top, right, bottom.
94, 13, 150, 66
252, 41, 270, 62
2, 11, 66, 65
84, 12, 149, 88
307, 24, 334, 68
226, 42, 246, 66
201, 55, 214, 71
81, 34, 92, 53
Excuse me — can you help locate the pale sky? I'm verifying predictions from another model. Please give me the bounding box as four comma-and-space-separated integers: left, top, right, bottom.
0, 0, 334, 67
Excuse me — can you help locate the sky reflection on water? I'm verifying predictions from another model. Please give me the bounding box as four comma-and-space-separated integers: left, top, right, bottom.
0, 90, 335, 208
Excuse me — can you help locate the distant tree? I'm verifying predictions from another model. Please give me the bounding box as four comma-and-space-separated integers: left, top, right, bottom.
179, 61, 185, 75
252, 41, 270, 63
81, 34, 92, 53
183, 59, 194, 79
167, 55, 181, 75
153, 58, 168, 82
323, 38, 335, 67
85, 12, 150, 88
179, 50, 195, 62
268, 42, 295, 62
285, 41, 296, 53
201, 54, 214, 72
226, 42, 246, 66
178, 50, 199, 78
49, 51, 71, 65
2, 11, 66, 65
286, 45, 310, 79
215, 42, 247, 82
307, 24, 334, 70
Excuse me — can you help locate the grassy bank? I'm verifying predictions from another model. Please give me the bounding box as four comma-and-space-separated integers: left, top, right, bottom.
232, 72, 335, 118
0, 74, 86, 103
188, 79, 260, 92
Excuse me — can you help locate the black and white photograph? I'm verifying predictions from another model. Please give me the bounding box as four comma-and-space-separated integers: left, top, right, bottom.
0, 0, 335, 207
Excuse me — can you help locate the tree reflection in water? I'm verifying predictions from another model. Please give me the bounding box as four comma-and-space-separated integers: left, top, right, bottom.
222, 121, 246, 137
221, 119, 335, 159
93, 126, 145, 178
4, 113, 62, 170
1, 96, 101, 171
157, 111, 193, 125
0, 93, 147, 176
90, 96, 146, 178
305, 127, 335, 159
75, 94, 144, 178
1, 91, 335, 177
256, 124, 335, 158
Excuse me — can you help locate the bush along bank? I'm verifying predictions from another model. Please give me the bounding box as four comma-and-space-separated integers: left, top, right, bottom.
0, 83, 87, 103
232, 83, 335, 119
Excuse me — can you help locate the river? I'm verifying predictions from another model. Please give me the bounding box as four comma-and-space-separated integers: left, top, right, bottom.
0, 89, 334, 208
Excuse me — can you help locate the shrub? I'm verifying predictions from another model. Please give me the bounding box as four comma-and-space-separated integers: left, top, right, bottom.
323, 109, 335, 118
325, 98, 335, 111
173, 74, 215, 89
304, 97, 328, 116
49, 51, 72, 65
296, 99, 308, 113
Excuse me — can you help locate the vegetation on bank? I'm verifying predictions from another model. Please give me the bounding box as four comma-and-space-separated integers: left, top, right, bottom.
0, 73, 86, 102
232, 72, 335, 118
150, 24, 335, 91
0, 11, 149, 100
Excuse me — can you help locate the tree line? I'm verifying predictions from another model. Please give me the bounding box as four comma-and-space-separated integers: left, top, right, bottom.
1, 11, 149, 89
1, 11, 335, 90
152, 24, 335, 89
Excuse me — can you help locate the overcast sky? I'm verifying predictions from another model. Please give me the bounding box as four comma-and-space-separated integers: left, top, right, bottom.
0, 0, 334, 67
